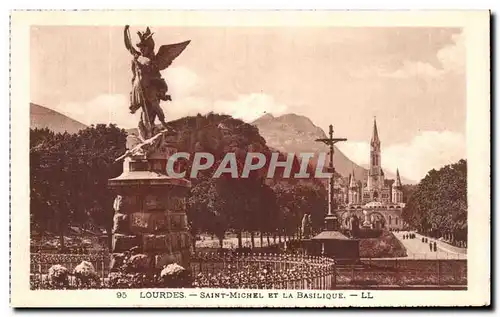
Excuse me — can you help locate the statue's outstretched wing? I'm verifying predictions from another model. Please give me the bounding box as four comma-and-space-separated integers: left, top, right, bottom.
155, 40, 191, 70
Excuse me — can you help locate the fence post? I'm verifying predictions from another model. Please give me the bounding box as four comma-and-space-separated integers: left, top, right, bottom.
437, 259, 441, 285
333, 265, 336, 289
351, 265, 355, 285
101, 255, 105, 286
38, 259, 42, 288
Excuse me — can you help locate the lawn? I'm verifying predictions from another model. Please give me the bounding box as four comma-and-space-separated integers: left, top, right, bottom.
358, 231, 407, 258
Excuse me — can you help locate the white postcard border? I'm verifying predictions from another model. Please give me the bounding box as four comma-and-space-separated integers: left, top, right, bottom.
10, 10, 490, 307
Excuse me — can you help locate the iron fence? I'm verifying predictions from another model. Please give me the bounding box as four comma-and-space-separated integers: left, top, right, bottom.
30, 251, 467, 290
30, 252, 109, 289
190, 252, 337, 289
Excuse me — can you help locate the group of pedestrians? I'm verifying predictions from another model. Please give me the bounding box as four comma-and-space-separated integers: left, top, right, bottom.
402, 233, 415, 239
421, 237, 438, 252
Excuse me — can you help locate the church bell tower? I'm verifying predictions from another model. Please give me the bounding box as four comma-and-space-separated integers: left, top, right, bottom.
368, 117, 382, 191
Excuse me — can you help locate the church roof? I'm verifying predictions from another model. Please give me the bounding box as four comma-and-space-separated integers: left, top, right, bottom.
311, 230, 350, 240
384, 179, 394, 187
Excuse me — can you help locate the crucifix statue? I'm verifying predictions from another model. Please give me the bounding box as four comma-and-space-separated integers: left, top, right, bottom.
315, 124, 347, 216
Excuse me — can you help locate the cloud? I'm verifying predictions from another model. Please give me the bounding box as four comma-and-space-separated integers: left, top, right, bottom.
213, 93, 289, 122
56, 92, 289, 130
384, 32, 465, 78
352, 31, 465, 79
163, 67, 289, 122
166, 93, 289, 123
54, 94, 138, 128
337, 130, 466, 182
381, 61, 443, 78
337, 141, 371, 166
350, 61, 444, 79
437, 32, 465, 74
161, 66, 202, 98
53, 66, 289, 128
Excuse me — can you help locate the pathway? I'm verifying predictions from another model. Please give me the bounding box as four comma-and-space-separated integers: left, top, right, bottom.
392, 231, 467, 260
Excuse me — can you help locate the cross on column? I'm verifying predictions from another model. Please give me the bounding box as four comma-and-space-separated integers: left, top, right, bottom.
315, 124, 347, 216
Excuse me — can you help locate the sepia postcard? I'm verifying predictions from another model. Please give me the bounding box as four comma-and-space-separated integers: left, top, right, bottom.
10, 10, 490, 308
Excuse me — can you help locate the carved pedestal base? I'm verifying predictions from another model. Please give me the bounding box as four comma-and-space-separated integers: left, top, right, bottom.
108, 157, 191, 276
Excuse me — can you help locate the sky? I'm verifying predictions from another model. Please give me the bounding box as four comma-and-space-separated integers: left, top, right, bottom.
30, 26, 466, 182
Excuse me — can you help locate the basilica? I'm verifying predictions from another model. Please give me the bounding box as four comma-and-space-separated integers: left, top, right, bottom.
338, 118, 405, 231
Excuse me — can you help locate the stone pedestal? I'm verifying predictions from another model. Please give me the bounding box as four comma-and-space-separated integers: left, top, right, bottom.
108, 136, 191, 274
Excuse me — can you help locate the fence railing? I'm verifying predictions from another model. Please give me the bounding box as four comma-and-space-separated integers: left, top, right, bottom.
30, 252, 109, 289
371, 253, 467, 260
190, 252, 336, 290
30, 252, 467, 290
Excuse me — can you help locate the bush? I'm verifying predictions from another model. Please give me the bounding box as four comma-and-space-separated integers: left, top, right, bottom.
359, 231, 407, 258
160, 263, 191, 288
73, 261, 100, 288
47, 265, 69, 288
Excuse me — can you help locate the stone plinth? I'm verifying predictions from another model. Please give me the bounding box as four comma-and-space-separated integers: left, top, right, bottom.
108, 149, 192, 273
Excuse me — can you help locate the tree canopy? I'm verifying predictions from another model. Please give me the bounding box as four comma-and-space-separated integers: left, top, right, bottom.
30, 125, 127, 248
402, 159, 467, 246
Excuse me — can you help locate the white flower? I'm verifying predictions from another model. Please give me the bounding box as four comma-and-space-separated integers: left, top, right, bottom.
74, 261, 97, 277
160, 263, 185, 278
48, 265, 69, 285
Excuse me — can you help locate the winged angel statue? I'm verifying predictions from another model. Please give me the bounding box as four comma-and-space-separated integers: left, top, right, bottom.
124, 25, 190, 140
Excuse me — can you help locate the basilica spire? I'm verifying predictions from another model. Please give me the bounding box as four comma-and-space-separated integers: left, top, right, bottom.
371, 116, 380, 145
393, 168, 402, 188
349, 169, 357, 188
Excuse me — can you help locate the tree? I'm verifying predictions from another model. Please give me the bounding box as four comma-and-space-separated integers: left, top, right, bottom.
401, 184, 417, 204
30, 125, 127, 249
402, 159, 467, 247
271, 180, 327, 240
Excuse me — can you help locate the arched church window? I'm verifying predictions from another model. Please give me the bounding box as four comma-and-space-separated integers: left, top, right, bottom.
389, 216, 392, 225
395, 217, 399, 225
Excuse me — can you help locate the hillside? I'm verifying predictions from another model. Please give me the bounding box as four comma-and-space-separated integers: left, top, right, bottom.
252, 113, 367, 180
30, 103, 87, 134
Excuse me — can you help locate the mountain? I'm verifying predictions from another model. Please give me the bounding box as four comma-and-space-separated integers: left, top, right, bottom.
30, 103, 87, 133
252, 113, 367, 180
